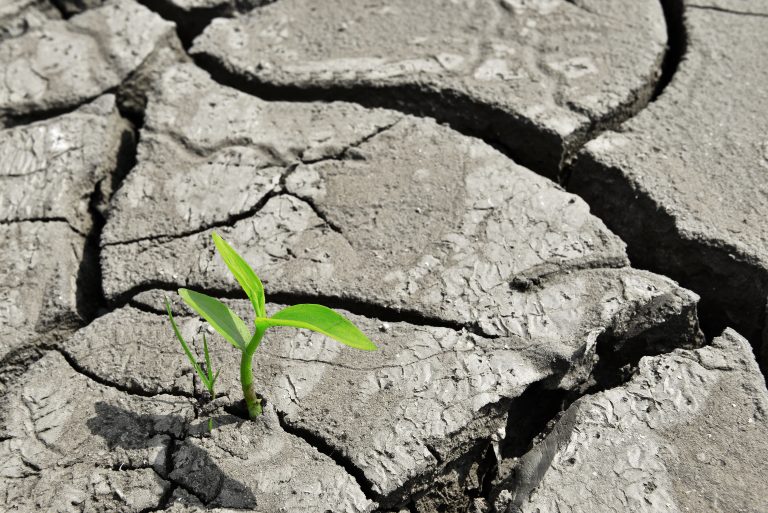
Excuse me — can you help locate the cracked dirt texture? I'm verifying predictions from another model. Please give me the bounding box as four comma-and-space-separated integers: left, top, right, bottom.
1, 0, 768, 512
0, 351, 190, 511
493, 329, 768, 513
0, 0, 59, 41
101, 63, 641, 336
0, 351, 372, 512
0, 0, 175, 125
0, 92, 132, 393
0, 94, 132, 233
191, 0, 667, 178
570, 0, 768, 364
64, 272, 701, 508
0, 221, 82, 372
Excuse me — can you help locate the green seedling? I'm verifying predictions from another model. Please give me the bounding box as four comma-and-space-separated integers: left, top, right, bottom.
166, 231, 377, 420
167, 300, 220, 430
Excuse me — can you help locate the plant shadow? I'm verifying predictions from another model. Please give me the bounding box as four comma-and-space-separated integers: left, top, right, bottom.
87, 401, 257, 508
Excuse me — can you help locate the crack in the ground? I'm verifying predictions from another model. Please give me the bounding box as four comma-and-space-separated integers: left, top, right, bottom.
298, 117, 404, 165
569, 149, 768, 359
121, 281, 492, 337
687, 4, 768, 18
134, 0, 273, 49
56, 346, 194, 399
486, 319, 704, 510
74, 111, 138, 327
102, 117, 404, 247
189, 2, 670, 182
101, 184, 283, 247
275, 409, 379, 504
1, 97, 99, 130
47, 0, 71, 19
0, 216, 85, 236
1, 20, 177, 130
5, 1, 752, 511
651, 0, 687, 101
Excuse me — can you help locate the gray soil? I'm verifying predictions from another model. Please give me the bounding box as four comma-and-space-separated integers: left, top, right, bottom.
569, 1, 768, 362
1, 0, 767, 512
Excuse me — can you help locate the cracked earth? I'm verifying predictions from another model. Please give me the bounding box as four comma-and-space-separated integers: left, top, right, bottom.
0, 0, 766, 512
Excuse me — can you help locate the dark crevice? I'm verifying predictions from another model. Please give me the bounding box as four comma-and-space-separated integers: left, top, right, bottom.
405, 437, 499, 513
687, 4, 768, 18
57, 347, 192, 399
150, 441, 178, 511
134, 0, 275, 49
276, 410, 378, 502
102, 187, 282, 247
499, 383, 570, 462
560, 0, 686, 184
652, 0, 688, 101
1, 98, 94, 129
490, 302, 704, 507
75, 115, 137, 325
192, 50, 569, 181
115, 281, 493, 339
568, 150, 767, 372
0, 216, 84, 236
47, 0, 72, 19
565, 0, 768, 372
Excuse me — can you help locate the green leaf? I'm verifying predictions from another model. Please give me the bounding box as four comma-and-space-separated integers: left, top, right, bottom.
178, 288, 251, 351
262, 304, 377, 351
165, 298, 211, 390
202, 333, 214, 382
212, 232, 266, 318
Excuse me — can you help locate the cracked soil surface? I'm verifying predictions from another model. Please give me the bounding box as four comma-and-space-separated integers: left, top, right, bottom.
1, 1, 766, 512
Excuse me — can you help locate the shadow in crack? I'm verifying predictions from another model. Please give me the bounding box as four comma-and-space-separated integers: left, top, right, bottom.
87, 402, 256, 508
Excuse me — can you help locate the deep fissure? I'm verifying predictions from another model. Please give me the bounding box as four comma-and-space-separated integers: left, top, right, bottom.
275, 410, 379, 503
6, 0, 762, 511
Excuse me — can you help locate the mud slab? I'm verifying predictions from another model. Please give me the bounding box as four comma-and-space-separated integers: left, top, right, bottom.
569, 1, 768, 362
63, 273, 700, 511
0, 0, 59, 41
91, 63, 711, 508
101, 63, 637, 330
190, 0, 667, 178
0, 0, 175, 125
493, 329, 768, 513
0, 95, 132, 389
0, 95, 132, 233
0, 350, 373, 511
0, 351, 191, 511
0, 221, 82, 372
1, 0, 766, 511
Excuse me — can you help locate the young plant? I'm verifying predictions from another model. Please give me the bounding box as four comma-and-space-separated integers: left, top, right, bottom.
167, 231, 377, 419
166, 301, 220, 430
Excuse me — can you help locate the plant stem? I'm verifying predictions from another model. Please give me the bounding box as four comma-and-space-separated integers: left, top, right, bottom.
241, 323, 266, 419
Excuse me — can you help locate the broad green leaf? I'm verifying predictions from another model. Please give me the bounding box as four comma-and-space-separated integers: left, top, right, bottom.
178, 288, 251, 351
165, 298, 211, 390
262, 304, 377, 351
212, 232, 266, 318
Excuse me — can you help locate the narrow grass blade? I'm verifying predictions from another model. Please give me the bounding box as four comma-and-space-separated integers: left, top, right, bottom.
212, 232, 266, 318
165, 298, 211, 389
262, 304, 377, 351
203, 333, 214, 382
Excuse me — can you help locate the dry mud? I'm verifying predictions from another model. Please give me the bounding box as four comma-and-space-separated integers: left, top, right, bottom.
1, 1, 766, 512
